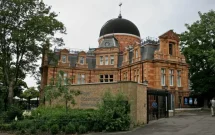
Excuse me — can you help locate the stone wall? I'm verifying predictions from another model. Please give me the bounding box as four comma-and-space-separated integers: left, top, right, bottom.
49, 81, 147, 125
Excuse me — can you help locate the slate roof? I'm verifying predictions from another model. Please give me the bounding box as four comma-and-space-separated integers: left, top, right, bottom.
99, 37, 119, 48
47, 41, 159, 69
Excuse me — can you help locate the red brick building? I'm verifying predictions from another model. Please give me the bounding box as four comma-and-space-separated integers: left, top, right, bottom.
40, 14, 190, 108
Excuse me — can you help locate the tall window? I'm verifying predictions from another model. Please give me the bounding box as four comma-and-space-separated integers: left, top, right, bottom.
80, 57, 84, 64
134, 69, 139, 82
169, 43, 173, 55
99, 75, 113, 82
135, 49, 138, 58
78, 74, 85, 84
177, 70, 181, 87
62, 55, 66, 63
161, 68, 166, 86
125, 54, 127, 62
100, 56, 103, 65
105, 56, 108, 65
59, 72, 67, 85
169, 69, 174, 86
123, 72, 127, 81
110, 55, 114, 65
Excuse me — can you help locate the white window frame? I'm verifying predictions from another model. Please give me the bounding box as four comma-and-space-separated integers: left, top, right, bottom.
80, 57, 84, 64
63, 73, 67, 85
110, 55, 114, 65
123, 72, 127, 81
78, 74, 85, 84
105, 56, 108, 65
169, 69, 174, 86
161, 68, 166, 86
99, 74, 113, 82
135, 49, 138, 58
100, 56, 103, 65
177, 70, 182, 87
62, 55, 66, 63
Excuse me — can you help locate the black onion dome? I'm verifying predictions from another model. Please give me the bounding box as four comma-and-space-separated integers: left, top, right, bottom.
99, 17, 140, 37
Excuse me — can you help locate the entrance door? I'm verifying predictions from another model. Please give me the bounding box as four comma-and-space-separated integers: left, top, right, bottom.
147, 90, 170, 123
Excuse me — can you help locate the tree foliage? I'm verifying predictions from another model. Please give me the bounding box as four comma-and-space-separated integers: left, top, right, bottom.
180, 10, 215, 97
21, 87, 39, 109
44, 70, 80, 112
0, 0, 66, 104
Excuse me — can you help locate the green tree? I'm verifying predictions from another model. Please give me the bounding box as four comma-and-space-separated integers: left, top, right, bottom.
0, 0, 66, 104
21, 87, 39, 109
44, 70, 80, 112
180, 10, 215, 98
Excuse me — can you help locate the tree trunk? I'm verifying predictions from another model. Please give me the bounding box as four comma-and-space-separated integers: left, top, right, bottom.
7, 81, 14, 104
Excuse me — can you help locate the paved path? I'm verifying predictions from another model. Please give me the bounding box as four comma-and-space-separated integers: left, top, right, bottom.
90, 111, 215, 135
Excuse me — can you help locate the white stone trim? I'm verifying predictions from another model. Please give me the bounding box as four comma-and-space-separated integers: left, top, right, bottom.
98, 33, 141, 41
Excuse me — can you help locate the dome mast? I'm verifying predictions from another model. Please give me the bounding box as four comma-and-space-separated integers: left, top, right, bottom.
118, 2, 122, 18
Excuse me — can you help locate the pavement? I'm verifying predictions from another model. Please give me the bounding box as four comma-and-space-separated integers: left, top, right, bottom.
1, 111, 214, 135
89, 111, 215, 135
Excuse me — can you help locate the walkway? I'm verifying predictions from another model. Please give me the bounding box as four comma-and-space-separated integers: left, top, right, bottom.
90, 111, 215, 135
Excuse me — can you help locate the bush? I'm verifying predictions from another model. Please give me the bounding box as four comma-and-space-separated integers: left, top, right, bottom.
65, 122, 76, 134
50, 124, 59, 135
0, 124, 11, 131
30, 127, 37, 134
14, 119, 34, 130
78, 125, 87, 134
98, 91, 131, 132
40, 124, 48, 132
5, 104, 23, 122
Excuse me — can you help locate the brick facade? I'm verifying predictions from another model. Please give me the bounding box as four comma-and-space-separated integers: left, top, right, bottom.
41, 28, 190, 109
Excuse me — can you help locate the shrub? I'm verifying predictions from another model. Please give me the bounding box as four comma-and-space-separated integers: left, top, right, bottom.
78, 125, 87, 134
40, 124, 48, 132
50, 124, 59, 135
5, 104, 23, 122
13, 119, 34, 131
0, 124, 11, 131
65, 122, 76, 134
98, 91, 131, 132
30, 127, 37, 134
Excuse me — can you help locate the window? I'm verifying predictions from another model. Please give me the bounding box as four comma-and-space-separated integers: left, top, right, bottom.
123, 72, 127, 81
169, 43, 173, 55
100, 56, 103, 65
177, 70, 181, 87
134, 69, 139, 82
135, 49, 138, 58
62, 55, 66, 63
169, 69, 174, 86
161, 68, 166, 86
78, 74, 85, 84
80, 57, 84, 64
125, 54, 127, 62
110, 55, 114, 65
105, 56, 108, 65
59, 72, 67, 85
99, 74, 113, 82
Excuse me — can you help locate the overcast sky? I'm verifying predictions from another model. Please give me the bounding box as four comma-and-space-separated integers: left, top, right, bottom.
24, 0, 215, 88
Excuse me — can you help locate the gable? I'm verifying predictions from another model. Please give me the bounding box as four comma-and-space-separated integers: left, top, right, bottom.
159, 30, 179, 42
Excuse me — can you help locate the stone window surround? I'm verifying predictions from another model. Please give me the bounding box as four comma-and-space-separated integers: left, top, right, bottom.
99, 74, 113, 82
161, 68, 166, 86
169, 69, 174, 86
61, 55, 67, 63
177, 70, 182, 87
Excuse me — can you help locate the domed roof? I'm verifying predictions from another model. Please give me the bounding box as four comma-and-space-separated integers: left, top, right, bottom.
99, 16, 140, 37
